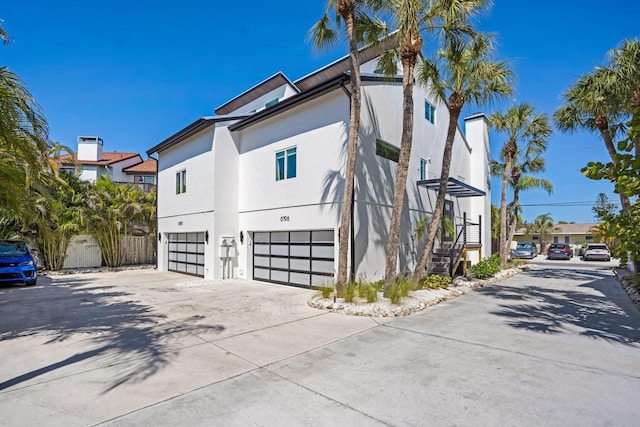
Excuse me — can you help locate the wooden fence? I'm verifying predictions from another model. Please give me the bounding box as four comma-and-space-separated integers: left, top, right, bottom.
63, 234, 156, 269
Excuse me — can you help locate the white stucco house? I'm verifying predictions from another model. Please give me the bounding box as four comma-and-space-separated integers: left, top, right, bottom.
58, 136, 157, 190
147, 44, 492, 285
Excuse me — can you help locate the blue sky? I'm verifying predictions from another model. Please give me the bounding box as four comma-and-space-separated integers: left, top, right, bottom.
2, 1, 639, 223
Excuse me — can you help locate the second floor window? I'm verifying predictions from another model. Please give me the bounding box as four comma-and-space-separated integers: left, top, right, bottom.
425, 100, 436, 124
176, 170, 186, 194
276, 147, 296, 181
419, 158, 428, 181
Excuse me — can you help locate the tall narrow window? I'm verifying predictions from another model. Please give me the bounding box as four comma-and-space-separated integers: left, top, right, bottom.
176, 170, 186, 194
419, 158, 428, 181
425, 100, 436, 124
276, 147, 297, 181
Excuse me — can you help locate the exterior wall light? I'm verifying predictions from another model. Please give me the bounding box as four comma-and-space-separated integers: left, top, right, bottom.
205, 230, 209, 244
158, 232, 161, 242
239, 231, 244, 245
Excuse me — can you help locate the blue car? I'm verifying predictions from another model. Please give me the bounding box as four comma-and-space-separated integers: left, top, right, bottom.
0, 240, 37, 286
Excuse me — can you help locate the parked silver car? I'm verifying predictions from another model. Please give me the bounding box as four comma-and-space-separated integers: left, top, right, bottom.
512, 241, 537, 259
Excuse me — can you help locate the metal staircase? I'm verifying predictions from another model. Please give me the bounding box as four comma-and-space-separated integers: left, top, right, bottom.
428, 213, 482, 277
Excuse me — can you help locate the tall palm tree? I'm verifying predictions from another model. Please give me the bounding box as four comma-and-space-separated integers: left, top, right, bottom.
489, 104, 551, 268
412, 31, 513, 280
0, 26, 50, 219
554, 68, 630, 210
608, 39, 640, 110
363, 0, 488, 289
310, 0, 366, 291
527, 213, 556, 251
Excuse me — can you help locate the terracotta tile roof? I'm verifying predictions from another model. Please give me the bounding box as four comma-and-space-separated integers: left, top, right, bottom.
123, 158, 157, 174
57, 152, 141, 166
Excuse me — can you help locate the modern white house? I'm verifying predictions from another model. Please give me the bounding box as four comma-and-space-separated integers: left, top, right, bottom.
58, 136, 157, 190
148, 44, 492, 285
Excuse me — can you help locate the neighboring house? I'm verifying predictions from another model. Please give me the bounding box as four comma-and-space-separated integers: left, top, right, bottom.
514, 223, 598, 253
57, 136, 157, 190
147, 43, 492, 284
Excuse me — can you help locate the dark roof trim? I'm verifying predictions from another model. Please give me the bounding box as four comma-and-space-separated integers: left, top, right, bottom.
214, 72, 299, 115
147, 115, 248, 155
295, 33, 398, 92
417, 177, 486, 198
229, 74, 349, 132
360, 74, 403, 84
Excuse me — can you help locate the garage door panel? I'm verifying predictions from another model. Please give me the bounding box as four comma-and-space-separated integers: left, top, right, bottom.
252, 229, 334, 287
312, 260, 334, 274
168, 232, 205, 277
290, 246, 310, 257
312, 245, 334, 259
290, 272, 310, 286
290, 258, 310, 271
271, 270, 288, 283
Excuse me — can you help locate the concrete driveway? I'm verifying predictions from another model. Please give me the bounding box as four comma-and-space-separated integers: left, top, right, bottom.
1, 259, 640, 426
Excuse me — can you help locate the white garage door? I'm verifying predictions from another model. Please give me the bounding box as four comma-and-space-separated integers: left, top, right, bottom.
168, 232, 205, 277
253, 230, 334, 287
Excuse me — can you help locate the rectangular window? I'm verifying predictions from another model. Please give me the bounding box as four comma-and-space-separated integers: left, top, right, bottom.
564, 236, 570, 244
176, 170, 186, 194
585, 235, 593, 241
553, 236, 558, 243
419, 158, 428, 181
276, 147, 296, 181
425, 100, 436, 124
376, 139, 400, 163
265, 98, 279, 108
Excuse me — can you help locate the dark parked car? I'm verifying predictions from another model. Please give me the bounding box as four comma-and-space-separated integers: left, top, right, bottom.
547, 243, 572, 260
583, 243, 611, 261
512, 241, 537, 259
0, 240, 37, 286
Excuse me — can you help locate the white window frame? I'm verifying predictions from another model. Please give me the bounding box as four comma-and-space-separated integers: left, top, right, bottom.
425, 100, 436, 124
419, 158, 429, 181
276, 147, 297, 181
176, 169, 186, 194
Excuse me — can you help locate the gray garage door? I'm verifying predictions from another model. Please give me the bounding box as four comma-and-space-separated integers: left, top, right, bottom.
253, 230, 334, 287
168, 232, 205, 277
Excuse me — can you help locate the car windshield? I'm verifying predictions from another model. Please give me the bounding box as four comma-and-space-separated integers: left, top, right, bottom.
588, 244, 608, 250
550, 244, 567, 249
0, 241, 29, 257
516, 243, 532, 249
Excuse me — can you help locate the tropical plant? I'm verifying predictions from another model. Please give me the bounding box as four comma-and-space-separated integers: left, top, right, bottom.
468, 253, 500, 279
489, 104, 552, 268
412, 31, 513, 280
554, 67, 631, 210
359, 0, 490, 291
491, 151, 553, 255
527, 213, 557, 251
87, 176, 153, 267
310, 0, 370, 293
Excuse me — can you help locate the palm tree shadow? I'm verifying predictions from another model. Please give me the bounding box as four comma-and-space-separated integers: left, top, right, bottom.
477, 270, 640, 346
0, 277, 225, 392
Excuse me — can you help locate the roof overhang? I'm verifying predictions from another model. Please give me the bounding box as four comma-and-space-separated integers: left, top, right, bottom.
147, 115, 248, 156
417, 177, 486, 198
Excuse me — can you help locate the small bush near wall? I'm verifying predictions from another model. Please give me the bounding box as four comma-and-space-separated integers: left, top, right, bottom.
469, 254, 501, 279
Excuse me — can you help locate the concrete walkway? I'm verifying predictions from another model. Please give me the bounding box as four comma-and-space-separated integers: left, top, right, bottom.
1, 259, 639, 426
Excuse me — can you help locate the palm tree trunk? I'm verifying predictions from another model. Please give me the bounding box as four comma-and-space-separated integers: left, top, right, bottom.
384, 57, 416, 291
336, 8, 361, 291
506, 185, 520, 253
499, 156, 513, 269
598, 124, 631, 210
412, 105, 463, 281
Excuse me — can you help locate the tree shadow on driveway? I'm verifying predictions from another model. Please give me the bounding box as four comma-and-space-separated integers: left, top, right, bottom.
477, 268, 640, 346
0, 274, 225, 393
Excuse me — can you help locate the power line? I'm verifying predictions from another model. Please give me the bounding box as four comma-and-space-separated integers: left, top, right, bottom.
520, 201, 622, 207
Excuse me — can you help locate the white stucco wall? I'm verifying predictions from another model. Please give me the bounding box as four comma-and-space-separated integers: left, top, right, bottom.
234, 90, 350, 279
78, 165, 99, 182
110, 155, 143, 182
156, 127, 216, 278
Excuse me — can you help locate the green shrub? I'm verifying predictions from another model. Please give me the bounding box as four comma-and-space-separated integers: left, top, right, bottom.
469, 254, 501, 279
388, 276, 413, 304
344, 282, 357, 303
420, 274, 451, 290
318, 285, 334, 299
361, 284, 379, 303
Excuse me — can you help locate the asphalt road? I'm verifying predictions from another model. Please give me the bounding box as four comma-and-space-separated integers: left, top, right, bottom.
1, 258, 639, 426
